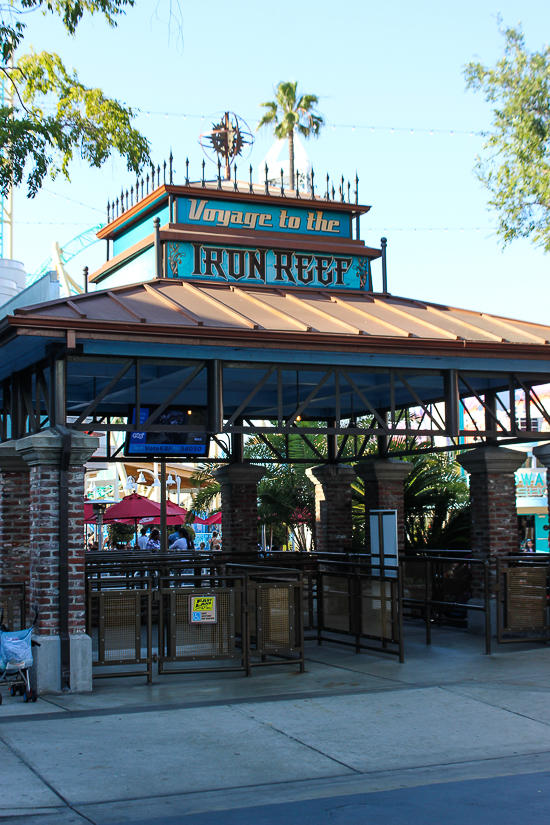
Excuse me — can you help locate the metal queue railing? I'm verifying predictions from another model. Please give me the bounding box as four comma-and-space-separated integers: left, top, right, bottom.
400, 556, 492, 654
85, 559, 305, 681
85, 547, 550, 676
496, 555, 550, 644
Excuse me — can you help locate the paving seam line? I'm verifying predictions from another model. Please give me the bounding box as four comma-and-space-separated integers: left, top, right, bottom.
301, 655, 406, 683
229, 702, 362, 774
0, 682, 428, 726
68, 749, 550, 814
2, 676, 545, 727
0, 733, 97, 825
440, 685, 550, 729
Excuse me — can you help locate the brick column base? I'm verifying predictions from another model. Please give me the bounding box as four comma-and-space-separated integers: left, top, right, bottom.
16, 428, 98, 694
305, 464, 357, 554
354, 458, 413, 554
212, 464, 265, 554
457, 446, 525, 604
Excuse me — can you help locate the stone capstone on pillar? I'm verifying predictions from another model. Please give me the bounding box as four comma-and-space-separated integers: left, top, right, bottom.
354, 458, 413, 553
15, 426, 99, 467
13, 427, 99, 694
305, 464, 357, 553
457, 445, 526, 477
533, 442, 550, 469
212, 463, 266, 554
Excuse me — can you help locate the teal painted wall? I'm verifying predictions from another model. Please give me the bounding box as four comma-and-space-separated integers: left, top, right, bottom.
97, 246, 156, 289
536, 513, 549, 552
113, 204, 169, 257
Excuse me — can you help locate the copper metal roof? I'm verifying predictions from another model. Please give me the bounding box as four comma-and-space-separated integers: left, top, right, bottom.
9, 279, 550, 350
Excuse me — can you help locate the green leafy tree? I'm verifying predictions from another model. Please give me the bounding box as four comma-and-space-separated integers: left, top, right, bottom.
257, 81, 324, 187
0, 1, 149, 197
464, 22, 550, 251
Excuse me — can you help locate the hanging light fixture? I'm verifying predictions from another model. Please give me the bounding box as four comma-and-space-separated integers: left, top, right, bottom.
166, 473, 175, 486
152, 475, 161, 488
136, 471, 147, 484
124, 475, 136, 492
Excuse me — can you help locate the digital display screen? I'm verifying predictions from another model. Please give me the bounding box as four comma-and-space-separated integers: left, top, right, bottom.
124, 406, 209, 457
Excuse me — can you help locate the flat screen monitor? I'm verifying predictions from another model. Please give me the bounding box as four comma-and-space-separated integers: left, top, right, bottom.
124, 405, 209, 457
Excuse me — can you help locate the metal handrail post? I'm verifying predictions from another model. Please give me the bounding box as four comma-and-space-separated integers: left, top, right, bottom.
397, 565, 404, 664
244, 572, 251, 677
484, 560, 491, 655
298, 572, 306, 673
146, 586, 153, 684
317, 567, 323, 646
426, 558, 431, 645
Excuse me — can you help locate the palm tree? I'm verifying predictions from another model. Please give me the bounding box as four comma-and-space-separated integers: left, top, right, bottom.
257, 81, 324, 188
351, 451, 470, 551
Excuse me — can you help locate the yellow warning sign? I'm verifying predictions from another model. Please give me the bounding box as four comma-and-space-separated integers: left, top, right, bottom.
189, 594, 217, 624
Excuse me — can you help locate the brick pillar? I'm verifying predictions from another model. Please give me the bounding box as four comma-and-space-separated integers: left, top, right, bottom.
0, 442, 31, 625
457, 446, 525, 600
0, 441, 31, 585
16, 428, 98, 694
212, 464, 265, 554
354, 458, 413, 554
305, 464, 357, 554
532, 443, 550, 553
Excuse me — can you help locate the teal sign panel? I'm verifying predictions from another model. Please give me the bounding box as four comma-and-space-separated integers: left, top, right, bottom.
177, 197, 351, 239
167, 241, 371, 289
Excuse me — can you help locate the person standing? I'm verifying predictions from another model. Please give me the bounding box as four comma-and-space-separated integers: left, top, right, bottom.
137, 527, 149, 550
146, 529, 161, 552
168, 527, 180, 547
171, 528, 193, 552
209, 531, 221, 551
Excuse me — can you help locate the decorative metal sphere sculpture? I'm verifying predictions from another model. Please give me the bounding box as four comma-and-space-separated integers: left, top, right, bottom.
199, 112, 254, 180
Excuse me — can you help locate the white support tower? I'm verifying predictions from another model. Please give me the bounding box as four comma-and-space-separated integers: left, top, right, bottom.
0, 61, 14, 259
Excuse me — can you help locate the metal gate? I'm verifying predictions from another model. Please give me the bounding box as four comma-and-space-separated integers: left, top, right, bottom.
85, 563, 305, 681
496, 556, 550, 643
158, 575, 246, 675
313, 561, 403, 661
86, 576, 154, 682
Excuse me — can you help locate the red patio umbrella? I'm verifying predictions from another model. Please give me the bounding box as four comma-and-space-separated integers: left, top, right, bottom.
85, 494, 186, 526
204, 512, 222, 525
103, 493, 162, 522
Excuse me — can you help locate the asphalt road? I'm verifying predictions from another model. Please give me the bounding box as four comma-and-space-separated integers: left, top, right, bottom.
134, 772, 550, 825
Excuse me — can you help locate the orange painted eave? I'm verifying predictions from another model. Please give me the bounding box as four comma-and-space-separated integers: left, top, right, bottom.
5, 314, 550, 361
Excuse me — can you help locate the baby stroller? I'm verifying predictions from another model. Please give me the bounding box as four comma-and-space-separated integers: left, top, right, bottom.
0, 606, 39, 704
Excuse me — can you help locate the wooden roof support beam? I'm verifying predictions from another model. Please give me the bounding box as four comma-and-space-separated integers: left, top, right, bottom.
372, 298, 459, 340
480, 314, 550, 344
178, 281, 259, 329
278, 290, 364, 334
425, 305, 505, 342
143, 283, 203, 325
328, 295, 412, 337
66, 300, 87, 319
231, 286, 311, 331
107, 291, 147, 323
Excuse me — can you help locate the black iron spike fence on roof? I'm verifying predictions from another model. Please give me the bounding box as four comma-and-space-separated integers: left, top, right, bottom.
107, 154, 361, 223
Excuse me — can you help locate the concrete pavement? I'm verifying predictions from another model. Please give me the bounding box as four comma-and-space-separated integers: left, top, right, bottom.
1, 623, 550, 824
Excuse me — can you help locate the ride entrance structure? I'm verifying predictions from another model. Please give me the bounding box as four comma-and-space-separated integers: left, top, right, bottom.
0, 157, 549, 694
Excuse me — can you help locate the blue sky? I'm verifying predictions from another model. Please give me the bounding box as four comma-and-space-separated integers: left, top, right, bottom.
10, 1, 550, 324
